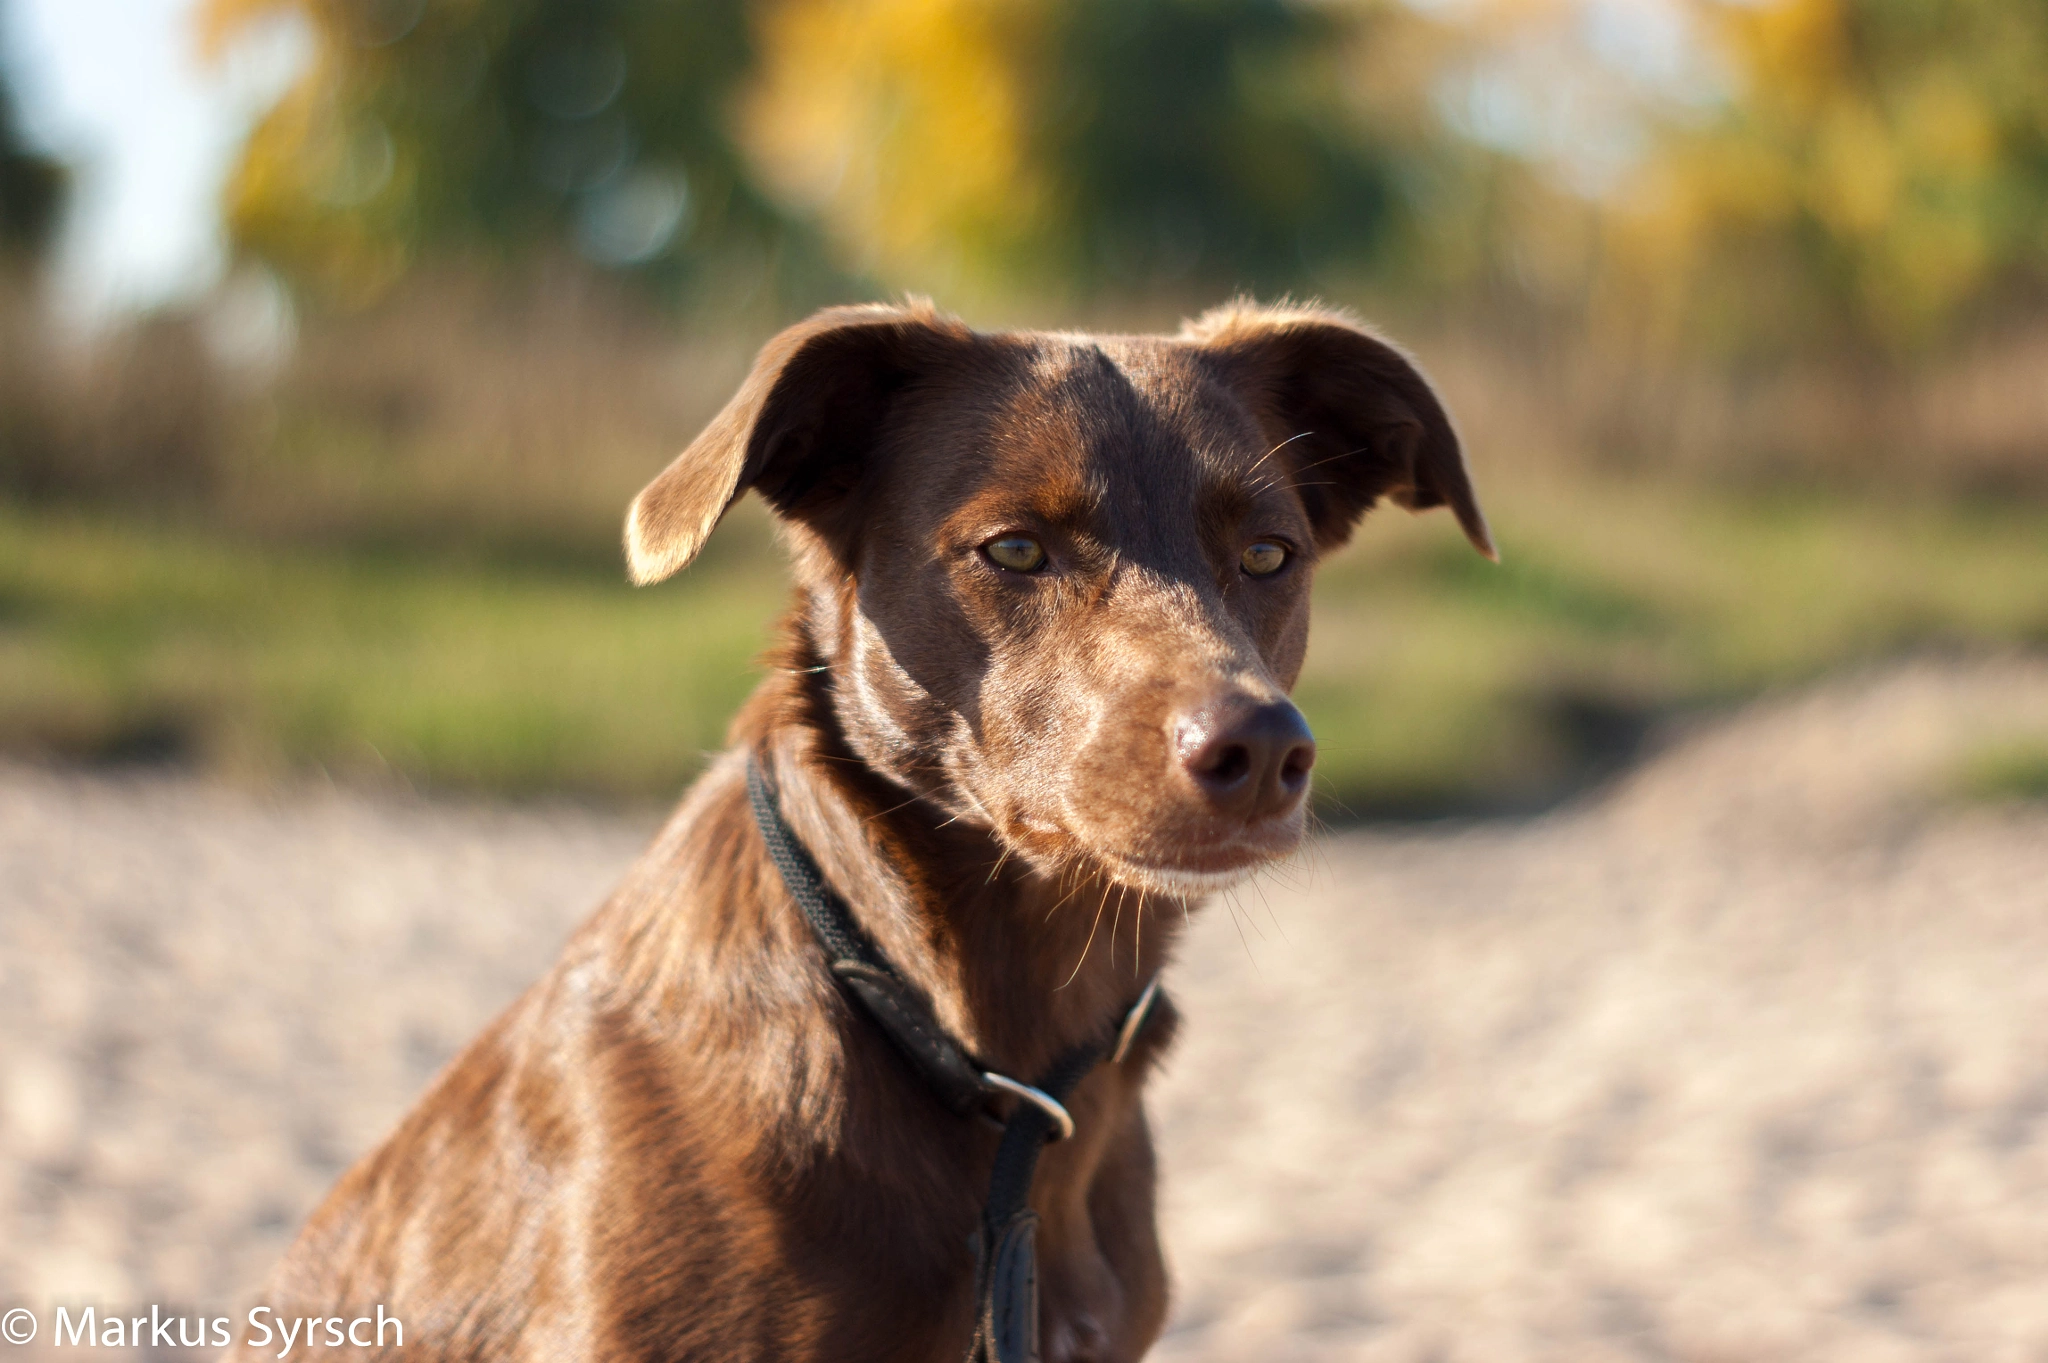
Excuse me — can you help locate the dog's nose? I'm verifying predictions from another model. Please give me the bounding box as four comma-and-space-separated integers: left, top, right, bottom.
1174, 694, 1316, 819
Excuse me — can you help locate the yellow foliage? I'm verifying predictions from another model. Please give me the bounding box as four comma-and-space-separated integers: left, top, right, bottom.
195, 0, 298, 57
1609, 0, 2048, 348
200, 0, 416, 304
1812, 97, 1897, 237
740, 0, 1049, 293
1735, 0, 1842, 113
1902, 69, 1996, 173
225, 74, 414, 305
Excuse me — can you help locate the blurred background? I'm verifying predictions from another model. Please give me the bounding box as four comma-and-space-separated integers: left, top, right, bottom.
2, 0, 2042, 813
5, 4, 2048, 1360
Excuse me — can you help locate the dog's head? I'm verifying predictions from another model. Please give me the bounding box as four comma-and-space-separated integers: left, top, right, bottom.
628, 300, 1490, 894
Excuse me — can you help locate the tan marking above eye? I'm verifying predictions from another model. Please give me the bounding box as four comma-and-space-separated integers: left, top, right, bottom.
1240, 541, 1288, 576
984, 535, 1048, 572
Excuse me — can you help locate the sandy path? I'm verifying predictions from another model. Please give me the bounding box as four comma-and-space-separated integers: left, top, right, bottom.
3, 658, 2046, 1361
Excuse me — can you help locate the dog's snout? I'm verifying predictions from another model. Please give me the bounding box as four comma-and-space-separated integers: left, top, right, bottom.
1174, 694, 1315, 819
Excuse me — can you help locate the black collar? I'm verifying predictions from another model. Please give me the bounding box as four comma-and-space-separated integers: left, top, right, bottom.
746, 755, 1163, 1363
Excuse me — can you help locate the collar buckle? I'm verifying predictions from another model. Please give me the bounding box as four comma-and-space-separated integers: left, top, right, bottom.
1111, 976, 1162, 1065
979, 1072, 1076, 1142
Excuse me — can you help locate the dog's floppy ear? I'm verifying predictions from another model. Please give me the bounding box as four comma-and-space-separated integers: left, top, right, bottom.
1184, 301, 1495, 560
626, 300, 976, 585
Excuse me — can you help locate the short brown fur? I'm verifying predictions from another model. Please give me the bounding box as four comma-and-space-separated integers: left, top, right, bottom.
231, 299, 1488, 1362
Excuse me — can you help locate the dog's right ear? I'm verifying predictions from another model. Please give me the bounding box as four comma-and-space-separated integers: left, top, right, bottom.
625, 300, 975, 585
1184, 300, 1494, 560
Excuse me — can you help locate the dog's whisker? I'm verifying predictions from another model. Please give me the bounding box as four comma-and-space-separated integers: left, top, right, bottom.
1251, 875, 1289, 944
1059, 880, 1116, 990
1227, 886, 1267, 942
864, 794, 926, 823
1044, 870, 1091, 924
985, 843, 1016, 886
958, 786, 999, 829
1284, 443, 1373, 476
1133, 888, 1144, 973
1245, 429, 1316, 479
1108, 882, 1130, 972
1222, 894, 1260, 974
1282, 850, 1320, 894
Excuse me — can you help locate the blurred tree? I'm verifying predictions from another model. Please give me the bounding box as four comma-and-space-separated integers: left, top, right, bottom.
0, 0, 65, 262
1, 0, 69, 503
743, 0, 1413, 302
201, 0, 833, 307
1616, 0, 2048, 352
739, 0, 1042, 297
206, 0, 2048, 356
1040, 0, 1401, 296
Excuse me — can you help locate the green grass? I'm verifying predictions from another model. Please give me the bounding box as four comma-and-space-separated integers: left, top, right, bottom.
1949, 741, 2048, 804
1289, 474, 2048, 811
3, 476, 2045, 810
0, 503, 789, 798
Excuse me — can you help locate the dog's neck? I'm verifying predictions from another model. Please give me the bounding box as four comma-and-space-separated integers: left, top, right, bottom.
731, 631, 1188, 1083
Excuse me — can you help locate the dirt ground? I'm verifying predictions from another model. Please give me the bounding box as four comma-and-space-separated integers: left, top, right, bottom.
3, 657, 2046, 1361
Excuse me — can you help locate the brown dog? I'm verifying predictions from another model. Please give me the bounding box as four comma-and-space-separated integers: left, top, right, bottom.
230, 299, 1490, 1362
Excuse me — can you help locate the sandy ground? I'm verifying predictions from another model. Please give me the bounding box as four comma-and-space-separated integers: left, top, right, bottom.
3, 657, 2046, 1361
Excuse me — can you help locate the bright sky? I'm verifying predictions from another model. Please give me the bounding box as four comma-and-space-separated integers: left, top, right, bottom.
4, 0, 305, 319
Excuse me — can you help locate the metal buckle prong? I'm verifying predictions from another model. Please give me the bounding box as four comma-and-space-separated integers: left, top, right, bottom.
1111, 976, 1161, 1066
980, 1072, 1075, 1142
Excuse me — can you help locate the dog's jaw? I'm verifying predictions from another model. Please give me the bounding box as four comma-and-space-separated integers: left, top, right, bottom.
1091, 804, 1310, 896
1098, 856, 1262, 898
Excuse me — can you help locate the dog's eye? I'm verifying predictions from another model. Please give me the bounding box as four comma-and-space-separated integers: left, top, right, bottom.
983, 536, 1047, 573
1241, 541, 1288, 576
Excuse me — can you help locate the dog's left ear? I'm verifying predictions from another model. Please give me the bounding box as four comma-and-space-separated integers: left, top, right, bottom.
626, 300, 976, 585
1184, 302, 1495, 560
